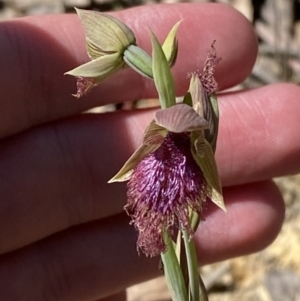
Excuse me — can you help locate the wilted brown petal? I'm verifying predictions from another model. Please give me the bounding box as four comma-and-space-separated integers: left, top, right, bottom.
190, 41, 221, 95
72, 77, 96, 99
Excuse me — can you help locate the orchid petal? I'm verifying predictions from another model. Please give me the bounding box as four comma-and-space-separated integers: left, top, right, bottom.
108, 121, 167, 183
155, 104, 208, 133
191, 136, 226, 212
65, 53, 123, 80
189, 73, 219, 152
189, 73, 207, 118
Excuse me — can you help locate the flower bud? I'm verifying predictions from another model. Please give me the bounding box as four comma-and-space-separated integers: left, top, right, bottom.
123, 45, 153, 78
75, 8, 136, 57
65, 8, 136, 98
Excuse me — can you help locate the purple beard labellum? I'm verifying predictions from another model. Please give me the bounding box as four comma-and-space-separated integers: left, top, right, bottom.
126, 132, 208, 257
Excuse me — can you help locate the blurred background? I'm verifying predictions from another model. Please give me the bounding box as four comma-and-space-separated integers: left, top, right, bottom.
1, 0, 300, 300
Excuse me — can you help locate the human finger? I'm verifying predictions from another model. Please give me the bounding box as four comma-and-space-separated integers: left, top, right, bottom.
0, 83, 298, 255
96, 291, 126, 301
0, 180, 284, 301
0, 3, 257, 138
217, 83, 300, 186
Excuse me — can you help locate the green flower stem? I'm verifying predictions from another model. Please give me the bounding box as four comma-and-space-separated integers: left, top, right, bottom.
161, 232, 189, 301
182, 230, 200, 301
199, 274, 209, 301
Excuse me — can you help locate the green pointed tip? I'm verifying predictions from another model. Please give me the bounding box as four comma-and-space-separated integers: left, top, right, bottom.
150, 29, 176, 109
162, 20, 183, 67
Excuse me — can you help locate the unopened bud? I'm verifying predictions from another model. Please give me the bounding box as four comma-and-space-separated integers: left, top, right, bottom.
123, 45, 153, 78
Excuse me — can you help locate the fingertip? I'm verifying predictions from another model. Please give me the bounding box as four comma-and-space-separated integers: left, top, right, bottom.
0, 3, 258, 138
195, 180, 285, 265
217, 83, 300, 186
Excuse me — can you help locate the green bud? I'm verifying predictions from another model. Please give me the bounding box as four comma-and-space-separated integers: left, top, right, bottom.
75, 8, 136, 57
65, 8, 137, 97
123, 45, 153, 78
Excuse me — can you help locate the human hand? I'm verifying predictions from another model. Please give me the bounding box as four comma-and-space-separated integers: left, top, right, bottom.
0, 3, 299, 301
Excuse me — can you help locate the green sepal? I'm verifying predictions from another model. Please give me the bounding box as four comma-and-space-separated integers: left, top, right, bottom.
191, 134, 226, 212
183, 92, 193, 107
190, 211, 200, 233
207, 93, 219, 153
150, 30, 176, 109
65, 53, 124, 80
123, 45, 153, 78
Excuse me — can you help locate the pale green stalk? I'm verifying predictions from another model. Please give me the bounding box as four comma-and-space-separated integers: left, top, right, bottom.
161, 233, 189, 301
182, 230, 200, 301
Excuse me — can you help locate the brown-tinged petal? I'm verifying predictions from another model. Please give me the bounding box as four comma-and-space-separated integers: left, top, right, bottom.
154, 104, 208, 133
72, 77, 96, 99
108, 121, 167, 183
189, 73, 207, 118
65, 53, 123, 80
189, 73, 219, 152
143, 120, 167, 144
75, 8, 136, 59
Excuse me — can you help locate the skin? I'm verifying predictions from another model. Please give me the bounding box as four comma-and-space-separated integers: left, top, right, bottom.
0, 2, 299, 301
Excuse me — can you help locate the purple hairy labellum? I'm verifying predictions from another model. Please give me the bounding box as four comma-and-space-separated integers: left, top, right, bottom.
109, 103, 225, 257
126, 132, 208, 257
